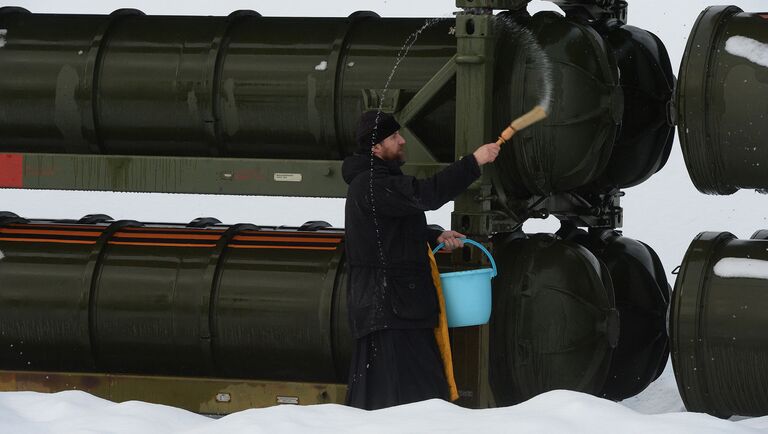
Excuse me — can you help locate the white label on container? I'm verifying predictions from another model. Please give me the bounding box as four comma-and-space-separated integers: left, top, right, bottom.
274, 173, 303, 182
276, 396, 299, 405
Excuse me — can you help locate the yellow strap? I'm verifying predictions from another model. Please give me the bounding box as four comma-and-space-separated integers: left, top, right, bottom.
428, 245, 459, 401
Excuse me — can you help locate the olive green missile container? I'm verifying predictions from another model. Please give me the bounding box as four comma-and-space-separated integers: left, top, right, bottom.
489, 229, 669, 404
0, 217, 351, 384
0, 7, 456, 160
677, 6, 768, 195
0, 7, 672, 198
671, 231, 768, 417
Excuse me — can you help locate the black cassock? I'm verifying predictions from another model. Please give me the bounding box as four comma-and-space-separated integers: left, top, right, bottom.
345, 328, 449, 410
341, 152, 481, 410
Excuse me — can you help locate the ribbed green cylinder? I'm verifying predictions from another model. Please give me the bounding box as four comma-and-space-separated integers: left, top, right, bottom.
0, 8, 456, 160
677, 6, 768, 194
0, 219, 350, 383
671, 231, 768, 417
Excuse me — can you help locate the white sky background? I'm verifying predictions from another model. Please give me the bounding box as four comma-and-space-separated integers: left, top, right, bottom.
2, 0, 767, 277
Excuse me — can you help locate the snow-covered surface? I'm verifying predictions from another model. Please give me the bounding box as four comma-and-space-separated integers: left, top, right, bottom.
714, 257, 768, 279
1, 387, 767, 434
726, 35, 768, 68
2, 0, 768, 432
314, 60, 329, 71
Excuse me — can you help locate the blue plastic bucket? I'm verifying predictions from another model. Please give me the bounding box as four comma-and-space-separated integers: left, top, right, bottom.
432, 239, 497, 328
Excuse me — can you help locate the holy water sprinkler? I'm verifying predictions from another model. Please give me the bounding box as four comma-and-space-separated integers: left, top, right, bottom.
495, 105, 548, 146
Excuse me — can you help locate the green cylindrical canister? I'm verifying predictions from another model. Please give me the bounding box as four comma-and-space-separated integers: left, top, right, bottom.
677, 6, 768, 194
671, 231, 768, 417
0, 8, 456, 160
0, 218, 350, 383
0, 8, 673, 195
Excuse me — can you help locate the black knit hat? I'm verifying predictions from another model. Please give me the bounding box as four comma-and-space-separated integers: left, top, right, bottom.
354, 111, 401, 154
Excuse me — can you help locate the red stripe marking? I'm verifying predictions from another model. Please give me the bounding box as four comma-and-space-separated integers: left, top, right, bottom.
0, 237, 95, 245
0, 228, 102, 237
229, 244, 338, 251
233, 235, 342, 243
122, 227, 226, 234
0, 154, 23, 188
7, 223, 106, 230
108, 241, 217, 248
113, 232, 222, 241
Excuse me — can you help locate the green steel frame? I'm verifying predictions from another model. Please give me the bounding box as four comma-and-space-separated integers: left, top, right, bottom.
13, 153, 445, 198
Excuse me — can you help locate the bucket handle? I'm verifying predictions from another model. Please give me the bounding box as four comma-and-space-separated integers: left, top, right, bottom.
432, 239, 497, 278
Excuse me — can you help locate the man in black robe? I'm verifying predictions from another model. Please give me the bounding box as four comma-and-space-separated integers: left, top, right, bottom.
342, 111, 500, 410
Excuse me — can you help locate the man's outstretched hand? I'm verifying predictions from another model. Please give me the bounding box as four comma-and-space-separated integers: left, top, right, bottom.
473, 142, 501, 166
436, 230, 466, 252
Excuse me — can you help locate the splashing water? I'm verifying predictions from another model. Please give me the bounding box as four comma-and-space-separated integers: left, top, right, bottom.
362, 15, 551, 276
493, 14, 554, 112
368, 18, 448, 271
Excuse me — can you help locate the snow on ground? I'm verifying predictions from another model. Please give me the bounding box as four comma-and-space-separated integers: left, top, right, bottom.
620, 361, 684, 415
1, 388, 767, 434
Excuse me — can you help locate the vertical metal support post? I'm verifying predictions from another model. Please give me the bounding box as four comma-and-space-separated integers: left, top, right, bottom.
452, 13, 496, 237
450, 11, 497, 409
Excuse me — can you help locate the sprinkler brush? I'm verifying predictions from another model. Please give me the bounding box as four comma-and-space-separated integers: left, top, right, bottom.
495, 105, 548, 146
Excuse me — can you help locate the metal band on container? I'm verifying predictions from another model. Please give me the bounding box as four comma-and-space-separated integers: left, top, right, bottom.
84, 220, 143, 367
204, 10, 261, 156
205, 223, 259, 370
80, 9, 145, 154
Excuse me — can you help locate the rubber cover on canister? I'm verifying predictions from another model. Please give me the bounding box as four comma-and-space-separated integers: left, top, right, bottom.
493, 11, 621, 198
558, 225, 670, 401
592, 22, 675, 190
489, 233, 619, 405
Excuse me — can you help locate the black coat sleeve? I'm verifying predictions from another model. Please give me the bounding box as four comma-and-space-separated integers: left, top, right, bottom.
373, 154, 481, 218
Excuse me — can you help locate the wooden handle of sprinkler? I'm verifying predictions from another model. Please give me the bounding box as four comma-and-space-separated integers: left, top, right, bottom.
495, 105, 548, 146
